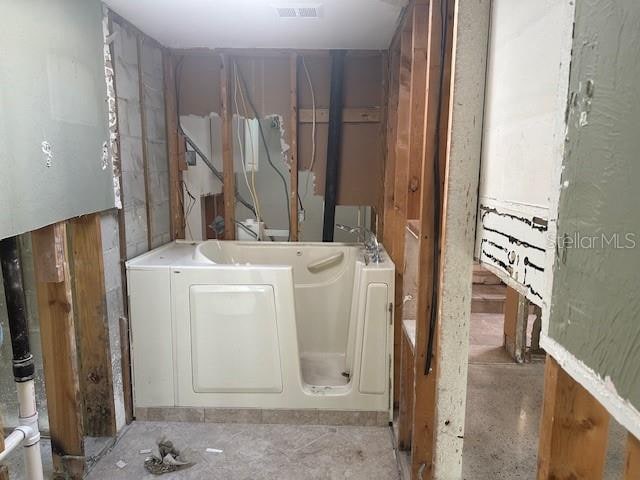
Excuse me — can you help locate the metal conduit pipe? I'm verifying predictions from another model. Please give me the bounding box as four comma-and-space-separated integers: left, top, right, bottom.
0, 236, 44, 480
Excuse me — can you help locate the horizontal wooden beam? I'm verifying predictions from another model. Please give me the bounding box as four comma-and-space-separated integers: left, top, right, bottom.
299, 107, 381, 124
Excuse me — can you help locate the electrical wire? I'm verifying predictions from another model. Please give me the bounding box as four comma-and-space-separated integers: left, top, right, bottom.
234, 66, 292, 241
174, 57, 257, 217
301, 56, 317, 204
424, 0, 449, 376
234, 62, 263, 223
233, 62, 260, 224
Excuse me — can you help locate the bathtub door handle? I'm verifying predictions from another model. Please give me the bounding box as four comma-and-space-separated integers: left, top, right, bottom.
307, 252, 344, 273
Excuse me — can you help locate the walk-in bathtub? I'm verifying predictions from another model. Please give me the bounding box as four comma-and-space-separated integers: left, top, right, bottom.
126, 240, 395, 422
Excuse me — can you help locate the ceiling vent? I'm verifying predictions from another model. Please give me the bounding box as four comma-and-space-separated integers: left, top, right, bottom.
274, 4, 323, 19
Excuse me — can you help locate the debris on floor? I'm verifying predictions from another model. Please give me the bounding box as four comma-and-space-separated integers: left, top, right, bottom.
143, 437, 194, 475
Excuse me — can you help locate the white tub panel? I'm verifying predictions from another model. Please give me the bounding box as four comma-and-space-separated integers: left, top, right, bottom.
359, 283, 389, 395
190, 285, 282, 393
127, 268, 174, 406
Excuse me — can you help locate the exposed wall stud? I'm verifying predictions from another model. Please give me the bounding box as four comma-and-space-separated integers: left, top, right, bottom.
220, 54, 236, 240
290, 53, 299, 241
32, 223, 85, 478
537, 357, 610, 480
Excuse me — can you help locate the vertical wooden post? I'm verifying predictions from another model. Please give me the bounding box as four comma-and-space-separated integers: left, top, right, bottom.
625, 434, 640, 479
69, 214, 116, 437
391, 24, 413, 407
410, 0, 454, 477
537, 357, 610, 480
220, 54, 236, 240
504, 286, 529, 363
164, 50, 186, 240
382, 43, 400, 253
136, 35, 153, 250
290, 53, 299, 241
406, 3, 429, 220
32, 223, 85, 478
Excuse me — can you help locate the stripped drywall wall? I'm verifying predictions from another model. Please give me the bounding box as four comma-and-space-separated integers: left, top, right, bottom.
543, 0, 640, 436
475, 0, 575, 305
112, 17, 171, 258
99, 211, 126, 430
0, 0, 115, 240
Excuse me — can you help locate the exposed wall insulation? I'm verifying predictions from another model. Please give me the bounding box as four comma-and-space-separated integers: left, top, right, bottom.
475, 0, 575, 305
543, 0, 640, 439
0, 0, 115, 241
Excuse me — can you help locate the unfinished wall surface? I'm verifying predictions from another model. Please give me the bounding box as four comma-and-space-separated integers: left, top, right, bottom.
475, 0, 575, 305
176, 51, 384, 241
112, 18, 171, 258
0, 0, 115, 240
99, 211, 127, 430
544, 0, 640, 438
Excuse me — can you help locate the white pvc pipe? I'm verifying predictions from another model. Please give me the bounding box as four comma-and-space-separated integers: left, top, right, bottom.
17, 380, 43, 480
0, 381, 44, 479
0, 429, 25, 462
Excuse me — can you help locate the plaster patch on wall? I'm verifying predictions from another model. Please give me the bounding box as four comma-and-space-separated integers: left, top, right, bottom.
103, 9, 122, 209
41, 141, 53, 167
266, 114, 291, 168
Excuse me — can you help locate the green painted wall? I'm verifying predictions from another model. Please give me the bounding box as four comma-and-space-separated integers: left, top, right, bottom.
549, 0, 640, 408
0, 0, 114, 240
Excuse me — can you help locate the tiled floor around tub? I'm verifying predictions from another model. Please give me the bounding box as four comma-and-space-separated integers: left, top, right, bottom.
84, 422, 400, 480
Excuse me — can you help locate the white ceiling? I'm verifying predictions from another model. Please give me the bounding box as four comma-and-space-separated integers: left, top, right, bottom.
104, 0, 406, 50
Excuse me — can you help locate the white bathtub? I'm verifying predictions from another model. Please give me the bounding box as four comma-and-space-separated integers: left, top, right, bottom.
126, 240, 395, 418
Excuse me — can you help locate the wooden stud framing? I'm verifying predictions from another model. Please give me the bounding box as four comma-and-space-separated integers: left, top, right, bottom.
625, 434, 640, 479
0, 415, 8, 480
537, 356, 610, 480
391, 24, 413, 407
290, 53, 299, 241
406, 3, 429, 220
383, 39, 400, 260
32, 222, 85, 478
107, 12, 133, 425
410, 0, 454, 477
220, 54, 236, 240
136, 36, 153, 250
69, 214, 116, 437
298, 107, 381, 124
504, 286, 530, 363
164, 50, 186, 240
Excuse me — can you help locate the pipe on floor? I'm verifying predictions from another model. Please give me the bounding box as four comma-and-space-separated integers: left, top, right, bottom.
0, 237, 44, 480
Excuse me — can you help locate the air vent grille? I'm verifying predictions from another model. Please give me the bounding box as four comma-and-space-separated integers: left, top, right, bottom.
274, 4, 323, 18
276, 7, 297, 18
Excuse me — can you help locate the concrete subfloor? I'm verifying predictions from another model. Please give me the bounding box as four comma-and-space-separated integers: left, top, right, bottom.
84, 422, 400, 480
3, 311, 627, 479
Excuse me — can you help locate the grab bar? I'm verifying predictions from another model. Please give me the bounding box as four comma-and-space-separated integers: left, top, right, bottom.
307, 252, 344, 273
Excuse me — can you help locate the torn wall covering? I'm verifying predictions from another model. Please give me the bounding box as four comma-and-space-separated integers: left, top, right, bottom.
546, 0, 640, 424
475, 0, 575, 305
0, 0, 115, 240
176, 52, 385, 210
